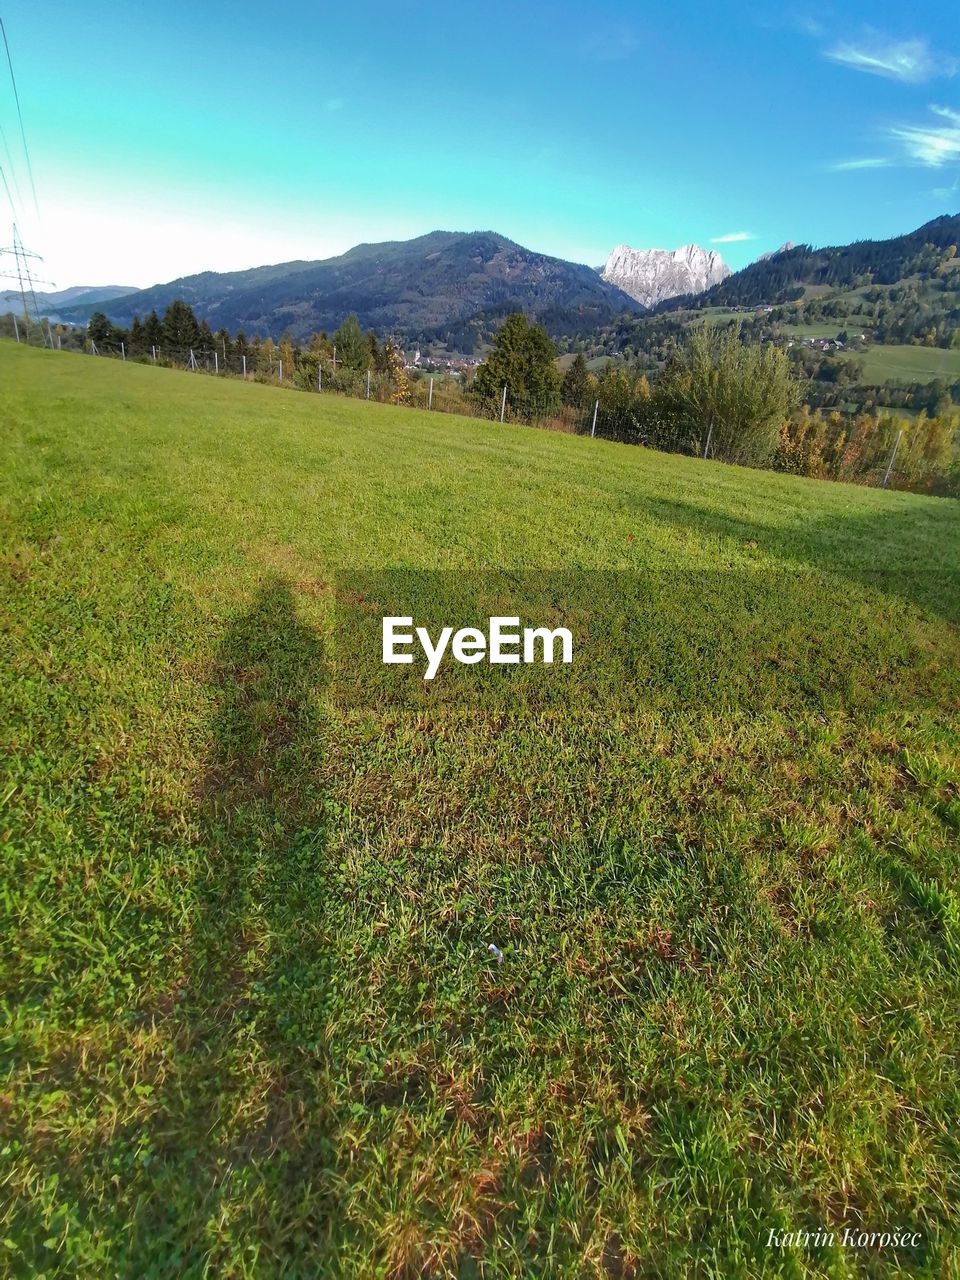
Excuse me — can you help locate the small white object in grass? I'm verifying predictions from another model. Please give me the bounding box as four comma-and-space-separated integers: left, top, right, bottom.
487, 943, 504, 963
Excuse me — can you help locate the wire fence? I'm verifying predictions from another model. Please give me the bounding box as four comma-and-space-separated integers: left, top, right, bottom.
4, 322, 955, 495
5, 324, 587, 432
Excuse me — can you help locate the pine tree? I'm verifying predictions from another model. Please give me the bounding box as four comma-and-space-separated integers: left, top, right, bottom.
143, 309, 162, 351
161, 300, 201, 354
472, 313, 562, 420
88, 312, 111, 344
561, 352, 590, 409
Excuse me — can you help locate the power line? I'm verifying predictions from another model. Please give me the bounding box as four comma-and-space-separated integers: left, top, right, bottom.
0, 120, 24, 219
0, 160, 17, 221
0, 223, 53, 338
0, 17, 39, 222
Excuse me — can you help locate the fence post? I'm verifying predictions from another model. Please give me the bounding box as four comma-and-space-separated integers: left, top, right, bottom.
91, 340, 98, 356
318, 364, 322, 392
591, 399, 599, 438
13, 315, 19, 342
242, 354, 246, 378
500, 384, 507, 423
214, 351, 218, 375
332, 345, 336, 371
366, 370, 371, 399
702, 423, 712, 460
279, 360, 283, 383
428, 377, 433, 410
57, 333, 61, 350
881, 429, 903, 490
120, 341, 125, 361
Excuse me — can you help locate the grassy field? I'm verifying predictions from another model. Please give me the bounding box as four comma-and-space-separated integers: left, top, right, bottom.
858, 344, 960, 387
2, 344, 959, 1277
781, 324, 872, 340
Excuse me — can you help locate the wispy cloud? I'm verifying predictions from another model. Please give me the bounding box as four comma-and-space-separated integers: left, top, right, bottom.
830, 157, 893, 171
890, 105, 960, 166
324, 97, 345, 112
710, 231, 754, 244
583, 25, 640, 62
794, 15, 824, 39
825, 34, 956, 83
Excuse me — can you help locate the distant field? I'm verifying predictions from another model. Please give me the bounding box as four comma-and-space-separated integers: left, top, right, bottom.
781, 322, 871, 339
2, 345, 959, 1277
860, 343, 960, 385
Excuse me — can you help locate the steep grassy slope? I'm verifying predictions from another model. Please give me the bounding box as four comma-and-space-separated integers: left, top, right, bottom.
2, 346, 958, 1277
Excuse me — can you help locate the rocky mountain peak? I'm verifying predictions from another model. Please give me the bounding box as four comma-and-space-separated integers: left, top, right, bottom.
757, 241, 796, 262
600, 242, 730, 309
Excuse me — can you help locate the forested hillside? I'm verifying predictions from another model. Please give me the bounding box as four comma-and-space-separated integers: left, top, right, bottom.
660, 214, 960, 310
58, 231, 639, 349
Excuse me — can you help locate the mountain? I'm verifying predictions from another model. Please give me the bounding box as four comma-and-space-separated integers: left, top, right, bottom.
756, 242, 795, 263
57, 231, 640, 348
658, 213, 960, 311
600, 243, 730, 309
1, 283, 138, 320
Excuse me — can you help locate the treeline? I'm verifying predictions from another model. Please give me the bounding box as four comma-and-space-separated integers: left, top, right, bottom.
558, 333, 960, 496
80, 300, 412, 383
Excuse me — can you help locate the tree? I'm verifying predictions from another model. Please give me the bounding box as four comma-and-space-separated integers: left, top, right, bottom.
384, 341, 409, 403
197, 319, 215, 356
332, 313, 367, 370
161, 300, 201, 353
561, 352, 591, 409
129, 315, 145, 354
214, 327, 233, 362
88, 311, 111, 344
366, 330, 382, 372
654, 324, 800, 465
472, 313, 561, 420
279, 336, 296, 381
143, 309, 162, 351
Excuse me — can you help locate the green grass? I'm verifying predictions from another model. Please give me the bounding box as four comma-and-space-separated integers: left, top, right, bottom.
858, 344, 960, 387
2, 344, 959, 1277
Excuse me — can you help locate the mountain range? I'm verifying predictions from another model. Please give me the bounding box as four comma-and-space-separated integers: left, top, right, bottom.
57, 231, 641, 349
1, 283, 137, 320
41, 213, 960, 350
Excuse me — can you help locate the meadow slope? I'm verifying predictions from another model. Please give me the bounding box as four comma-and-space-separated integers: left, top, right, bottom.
2, 345, 959, 1278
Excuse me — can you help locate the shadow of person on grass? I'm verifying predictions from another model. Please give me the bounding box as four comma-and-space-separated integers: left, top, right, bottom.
128, 575, 342, 1271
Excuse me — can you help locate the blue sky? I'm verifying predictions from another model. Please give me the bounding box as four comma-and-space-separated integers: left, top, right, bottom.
1, 0, 958, 287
